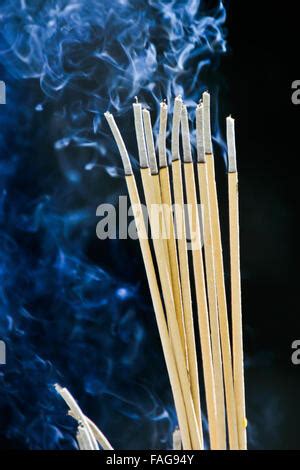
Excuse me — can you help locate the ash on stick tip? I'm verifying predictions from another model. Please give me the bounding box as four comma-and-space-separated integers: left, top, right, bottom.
202, 91, 213, 154
54, 383, 63, 393
181, 104, 193, 163
226, 115, 237, 173
196, 104, 205, 163
134, 96, 139, 103
104, 112, 133, 175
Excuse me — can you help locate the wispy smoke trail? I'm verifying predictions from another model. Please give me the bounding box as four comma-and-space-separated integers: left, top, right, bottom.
0, 0, 227, 449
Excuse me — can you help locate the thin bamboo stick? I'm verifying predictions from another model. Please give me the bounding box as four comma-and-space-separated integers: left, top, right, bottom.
142, 107, 187, 363
173, 97, 219, 449
197, 101, 238, 449
105, 111, 192, 450
181, 105, 226, 449
54, 384, 98, 450
133, 102, 203, 450
157, 101, 200, 426
227, 116, 247, 450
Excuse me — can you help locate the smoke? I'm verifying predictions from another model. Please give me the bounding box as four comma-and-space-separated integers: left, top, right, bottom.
0, 0, 227, 449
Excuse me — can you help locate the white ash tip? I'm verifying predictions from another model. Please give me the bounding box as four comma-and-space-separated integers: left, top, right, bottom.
181, 103, 192, 163
196, 104, 205, 163
202, 91, 212, 154
226, 115, 237, 172
54, 383, 63, 393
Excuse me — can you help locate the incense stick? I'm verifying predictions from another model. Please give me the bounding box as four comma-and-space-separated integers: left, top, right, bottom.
104, 111, 192, 450
172, 98, 219, 449
182, 100, 225, 449
54, 384, 98, 450
69, 410, 114, 450
133, 102, 203, 450
157, 101, 200, 428
198, 100, 238, 449
143, 107, 187, 363
77, 424, 94, 450
227, 116, 247, 450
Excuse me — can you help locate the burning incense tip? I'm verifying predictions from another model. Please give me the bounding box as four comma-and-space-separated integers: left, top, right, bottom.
172, 96, 183, 161
143, 108, 158, 175
202, 91, 213, 155
181, 104, 193, 163
196, 103, 205, 163
159, 102, 168, 168
226, 116, 237, 173
104, 112, 133, 176
133, 103, 149, 169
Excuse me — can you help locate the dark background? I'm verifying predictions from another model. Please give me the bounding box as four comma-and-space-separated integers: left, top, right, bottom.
0, 0, 299, 450
221, 1, 299, 449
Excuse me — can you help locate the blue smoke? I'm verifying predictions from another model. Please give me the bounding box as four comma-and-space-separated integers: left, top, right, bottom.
0, 0, 226, 449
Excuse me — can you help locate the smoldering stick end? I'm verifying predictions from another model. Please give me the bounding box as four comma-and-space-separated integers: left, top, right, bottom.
181, 103, 193, 163
104, 111, 133, 175
142, 108, 158, 174
196, 104, 205, 163
171, 95, 183, 161
54, 383, 63, 393
159, 101, 168, 168
226, 115, 237, 173
202, 91, 213, 154
133, 103, 149, 169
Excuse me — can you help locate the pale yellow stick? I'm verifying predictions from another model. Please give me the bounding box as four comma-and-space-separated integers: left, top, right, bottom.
105, 112, 192, 450
197, 103, 238, 449
172, 159, 218, 450
172, 97, 218, 449
160, 166, 187, 353
181, 104, 226, 449
54, 384, 98, 450
158, 101, 198, 424
133, 102, 202, 449
141, 168, 202, 450
227, 116, 247, 450
68, 410, 114, 450
143, 108, 187, 361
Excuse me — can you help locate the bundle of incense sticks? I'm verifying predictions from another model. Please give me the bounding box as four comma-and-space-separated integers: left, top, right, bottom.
55, 384, 114, 450
105, 92, 246, 450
